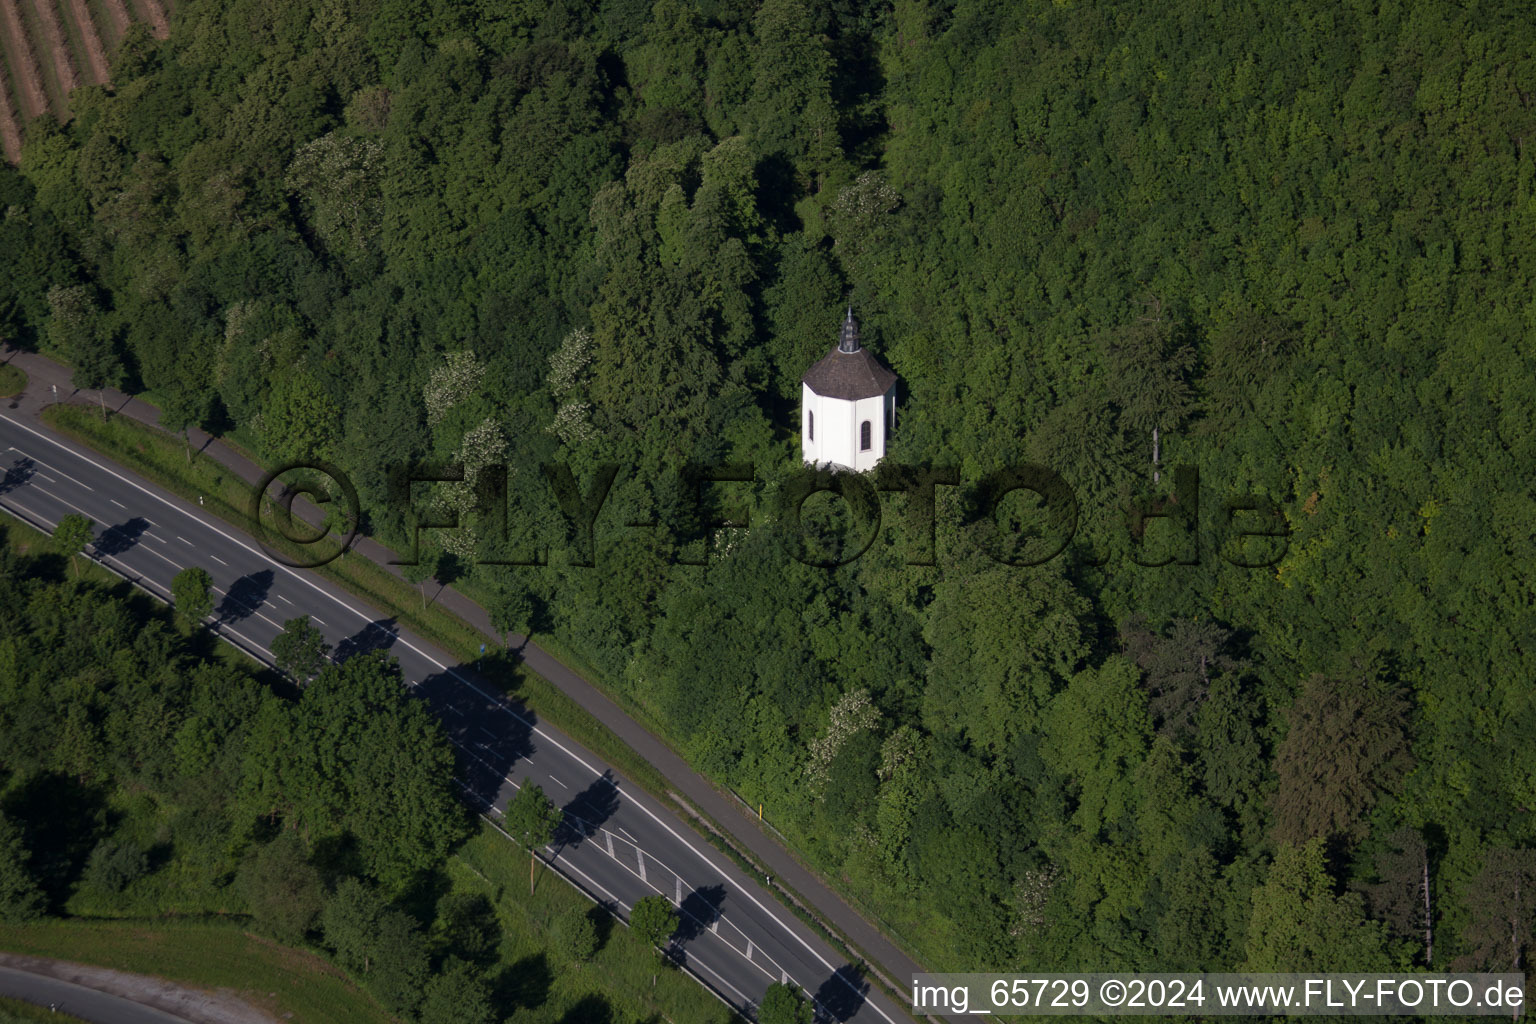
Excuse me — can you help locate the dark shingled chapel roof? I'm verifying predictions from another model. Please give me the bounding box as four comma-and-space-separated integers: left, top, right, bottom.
802, 309, 897, 400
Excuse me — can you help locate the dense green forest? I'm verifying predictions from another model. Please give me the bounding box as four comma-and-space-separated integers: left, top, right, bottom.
4, 0, 1536, 979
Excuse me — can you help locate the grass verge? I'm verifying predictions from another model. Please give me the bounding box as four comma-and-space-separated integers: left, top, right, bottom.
0, 920, 394, 1024
0, 996, 89, 1023
0, 363, 26, 398
452, 822, 738, 1023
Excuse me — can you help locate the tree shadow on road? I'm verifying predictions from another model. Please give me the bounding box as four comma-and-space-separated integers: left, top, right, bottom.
666, 884, 727, 968
0, 455, 34, 496
93, 517, 149, 558
334, 617, 399, 663
553, 769, 620, 855
216, 570, 273, 623
814, 964, 870, 1022
416, 661, 536, 816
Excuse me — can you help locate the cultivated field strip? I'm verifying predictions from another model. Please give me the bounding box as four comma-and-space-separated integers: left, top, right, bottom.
30, 0, 78, 96
98, 0, 129, 42
0, 0, 48, 119
0, 61, 22, 162
0, 0, 159, 160
61, 0, 109, 85
129, 0, 164, 37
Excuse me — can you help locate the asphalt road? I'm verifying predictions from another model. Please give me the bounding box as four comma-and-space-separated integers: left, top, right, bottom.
0, 964, 187, 1023
0, 411, 909, 1024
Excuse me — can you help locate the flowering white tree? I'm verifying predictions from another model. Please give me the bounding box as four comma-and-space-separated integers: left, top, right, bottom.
549, 401, 596, 446
546, 328, 596, 445
877, 724, 920, 782
1010, 865, 1060, 939
424, 350, 485, 426
547, 327, 592, 399
284, 131, 383, 257
831, 171, 900, 275
429, 416, 508, 561
805, 689, 880, 795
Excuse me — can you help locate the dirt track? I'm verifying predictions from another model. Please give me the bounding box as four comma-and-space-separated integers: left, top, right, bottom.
64, 0, 109, 84
0, 0, 49, 117
100, 0, 129, 41
30, 0, 79, 96
0, 61, 22, 162
130, 0, 165, 37
0, 954, 278, 1024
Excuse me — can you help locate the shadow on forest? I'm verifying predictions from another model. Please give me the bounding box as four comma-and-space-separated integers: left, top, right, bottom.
1, 772, 112, 911
92, 518, 148, 558
814, 964, 870, 1023
435, 890, 503, 970
491, 951, 552, 1015
334, 617, 399, 663
552, 769, 620, 855
416, 661, 534, 815
557, 995, 613, 1024
586, 901, 616, 956
217, 570, 273, 623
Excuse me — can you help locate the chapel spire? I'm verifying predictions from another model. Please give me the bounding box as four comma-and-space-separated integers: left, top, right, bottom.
838, 305, 861, 353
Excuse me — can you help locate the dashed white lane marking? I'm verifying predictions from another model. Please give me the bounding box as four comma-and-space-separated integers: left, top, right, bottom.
177, 536, 192, 546
9, 446, 91, 490
312, 616, 326, 626
620, 827, 636, 843
110, 498, 126, 509
209, 588, 282, 632
211, 555, 228, 566
276, 594, 293, 605
606, 832, 614, 857
637, 849, 646, 881
549, 775, 567, 789
37, 472, 57, 484
30, 489, 104, 533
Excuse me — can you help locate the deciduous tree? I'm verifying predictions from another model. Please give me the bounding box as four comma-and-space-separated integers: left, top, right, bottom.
629, 894, 677, 957
271, 615, 331, 683
505, 778, 562, 894
51, 514, 93, 576
1245, 840, 1394, 971
1271, 670, 1411, 847
760, 981, 814, 1024
1455, 847, 1536, 973
236, 833, 324, 942
0, 813, 45, 922
170, 566, 213, 630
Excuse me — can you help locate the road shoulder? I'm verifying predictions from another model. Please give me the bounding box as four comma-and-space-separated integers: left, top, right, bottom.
0, 955, 275, 1024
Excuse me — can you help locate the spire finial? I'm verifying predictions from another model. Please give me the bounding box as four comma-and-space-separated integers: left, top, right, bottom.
838, 304, 861, 353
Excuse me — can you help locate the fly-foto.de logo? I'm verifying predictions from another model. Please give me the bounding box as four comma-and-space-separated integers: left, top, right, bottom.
250, 460, 1288, 572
